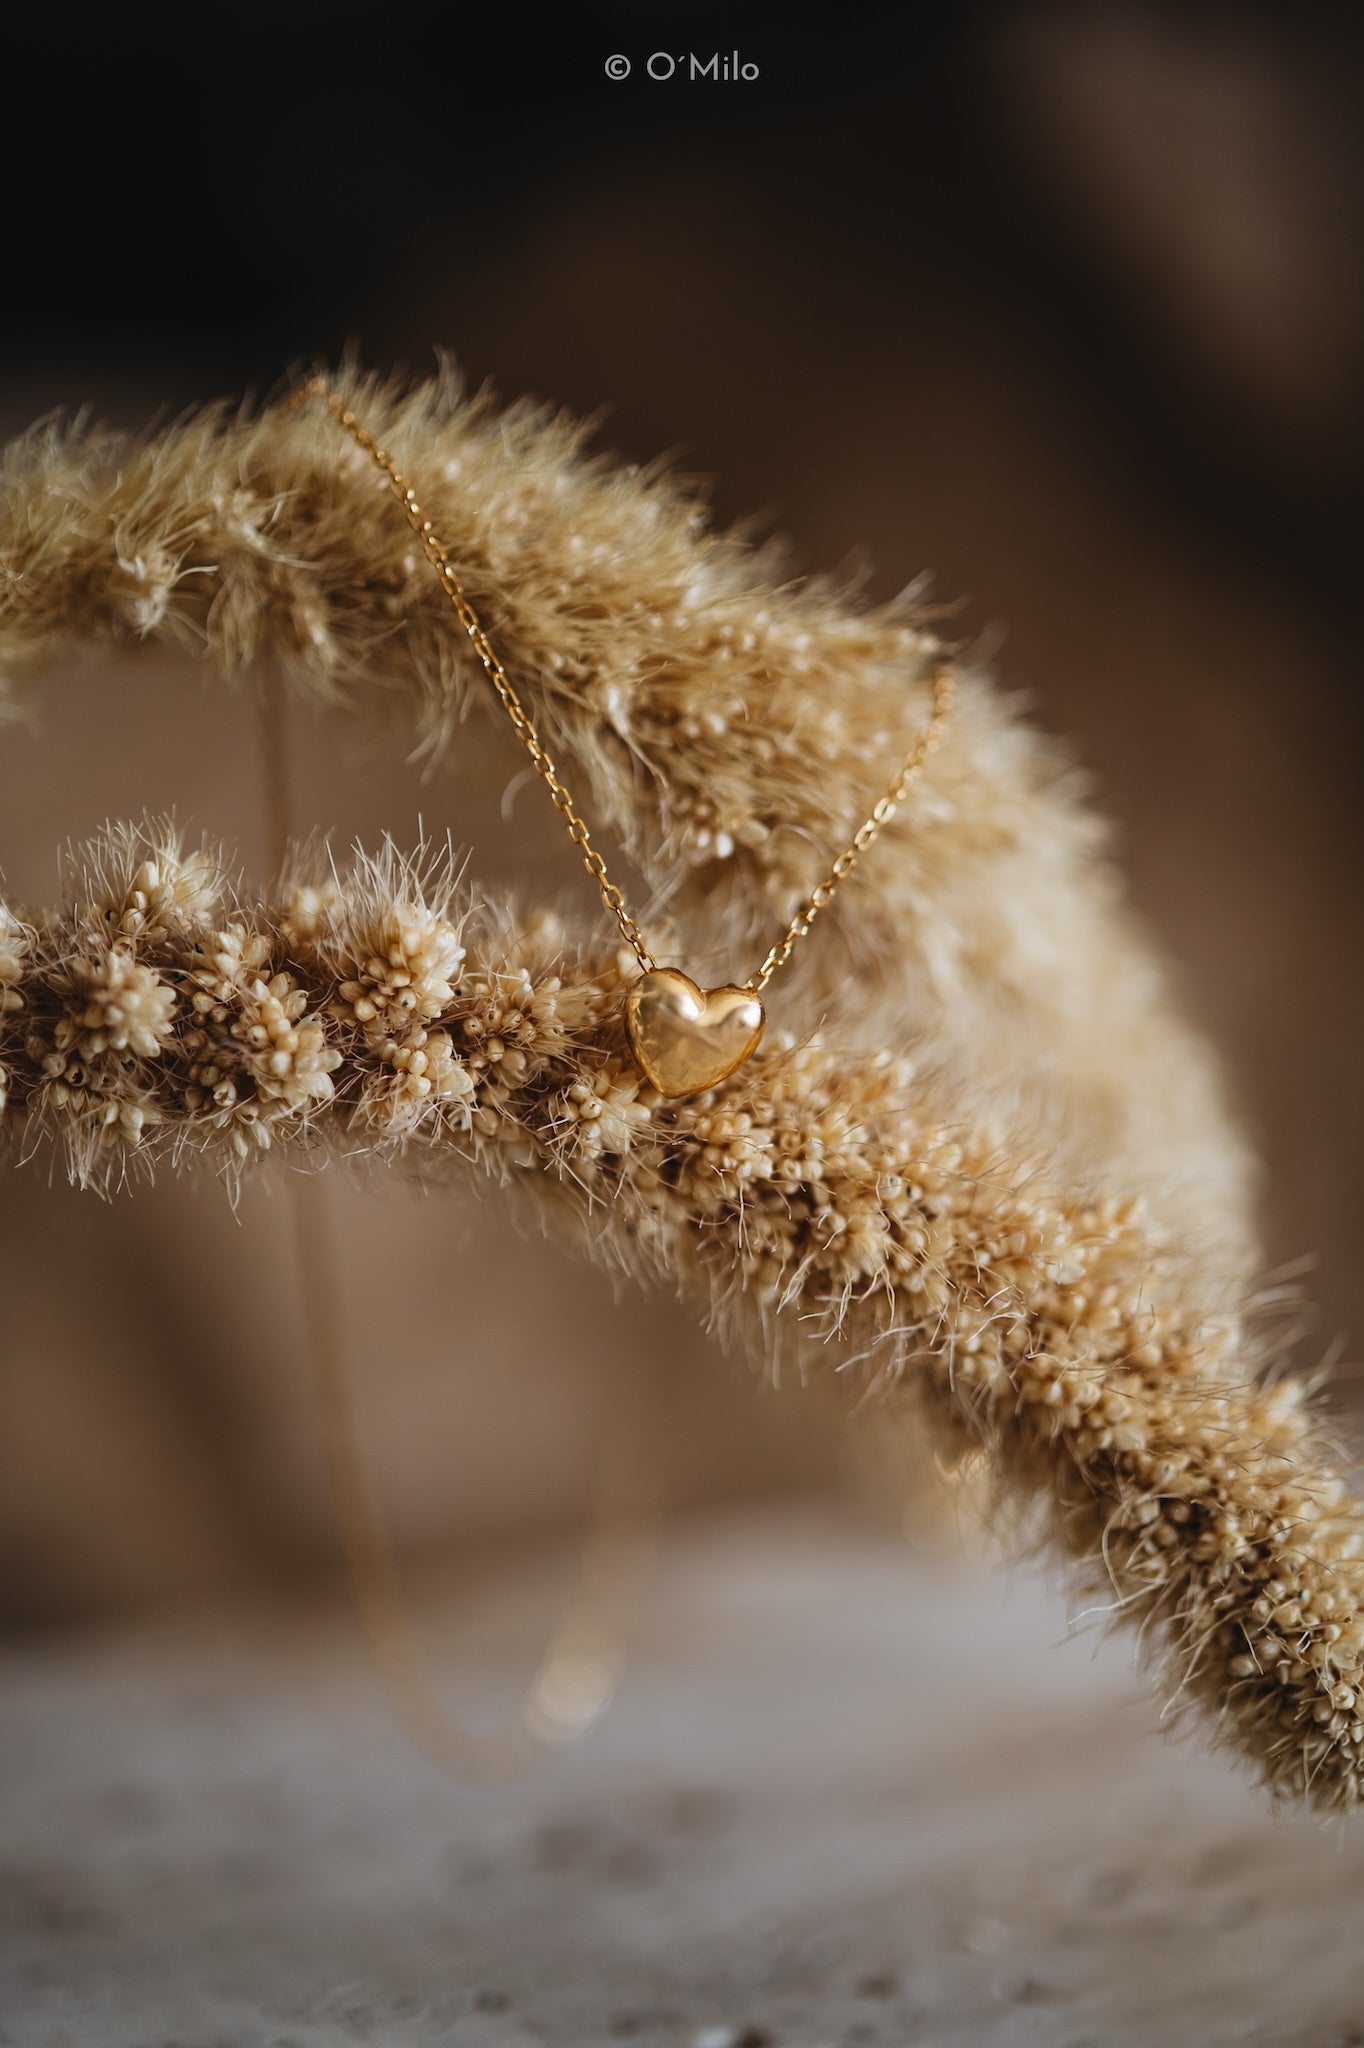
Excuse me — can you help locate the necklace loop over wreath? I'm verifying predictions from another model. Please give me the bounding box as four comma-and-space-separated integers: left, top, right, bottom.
291, 379, 954, 1096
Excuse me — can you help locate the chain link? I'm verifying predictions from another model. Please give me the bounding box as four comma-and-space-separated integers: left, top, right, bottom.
292, 378, 953, 988
294, 379, 656, 971
747, 663, 954, 990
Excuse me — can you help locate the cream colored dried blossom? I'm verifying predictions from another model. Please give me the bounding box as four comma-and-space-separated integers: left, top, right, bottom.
333, 899, 465, 1031
279, 878, 343, 950
234, 975, 338, 1116
0, 906, 27, 993
547, 1059, 651, 1164
366, 1026, 474, 1133
65, 820, 222, 944
25, 943, 176, 1170
0, 905, 30, 1117
457, 962, 588, 1131
44, 947, 177, 1063
332, 897, 471, 1132
181, 922, 341, 1156
286, 850, 474, 1135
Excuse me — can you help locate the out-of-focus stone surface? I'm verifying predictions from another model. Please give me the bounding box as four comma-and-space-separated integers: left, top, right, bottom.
1, 1508, 1360, 2046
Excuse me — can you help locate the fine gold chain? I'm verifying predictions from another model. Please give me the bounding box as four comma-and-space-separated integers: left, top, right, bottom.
255, 682, 660, 1782
289, 377, 955, 995
748, 664, 953, 991
291, 377, 658, 973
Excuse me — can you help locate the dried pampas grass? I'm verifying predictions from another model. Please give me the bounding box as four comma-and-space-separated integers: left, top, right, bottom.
1, 370, 1358, 1808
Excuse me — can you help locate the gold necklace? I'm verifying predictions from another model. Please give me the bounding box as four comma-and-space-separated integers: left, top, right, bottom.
291, 379, 954, 1096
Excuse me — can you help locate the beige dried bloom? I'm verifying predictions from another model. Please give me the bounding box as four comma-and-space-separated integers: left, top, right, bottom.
332, 896, 472, 1132
44, 946, 177, 1062
181, 921, 341, 1155
279, 878, 343, 950
457, 962, 578, 1129
366, 1026, 474, 1133
0, 906, 27, 996
0, 904, 32, 1117
25, 941, 177, 1170
547, 1059, 651, 1164
285, 848, 475, 1136
66, 820, 222, 943
333, 899, 465, 1030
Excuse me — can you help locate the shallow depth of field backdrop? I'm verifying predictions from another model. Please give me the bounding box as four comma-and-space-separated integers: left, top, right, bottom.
1, 1, 1361, 1624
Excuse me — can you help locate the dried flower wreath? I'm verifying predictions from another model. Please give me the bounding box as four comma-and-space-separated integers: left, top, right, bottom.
0, 368, 1359, 1807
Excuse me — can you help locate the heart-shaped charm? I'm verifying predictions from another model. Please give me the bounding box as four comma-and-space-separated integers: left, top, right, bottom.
625, 968, 766, 1099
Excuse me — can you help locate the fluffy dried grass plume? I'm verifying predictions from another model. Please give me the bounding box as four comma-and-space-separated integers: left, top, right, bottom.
1, 368, 1359, 1809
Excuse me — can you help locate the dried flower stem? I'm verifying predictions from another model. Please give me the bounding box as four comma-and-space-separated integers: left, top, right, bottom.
1, 372, 1356, 1807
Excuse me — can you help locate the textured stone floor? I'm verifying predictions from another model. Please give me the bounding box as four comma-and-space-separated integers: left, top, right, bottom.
1, 1509, 1360, 2048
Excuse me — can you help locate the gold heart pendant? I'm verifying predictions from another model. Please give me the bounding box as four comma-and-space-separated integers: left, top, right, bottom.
625, 968, 766, 1099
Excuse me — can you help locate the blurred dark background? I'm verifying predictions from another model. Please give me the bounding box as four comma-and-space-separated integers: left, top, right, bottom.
2, 1, 1361, 1624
